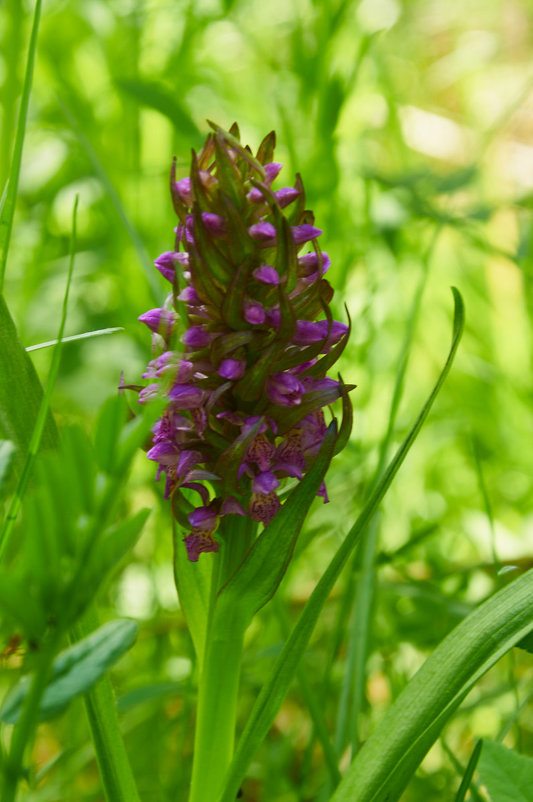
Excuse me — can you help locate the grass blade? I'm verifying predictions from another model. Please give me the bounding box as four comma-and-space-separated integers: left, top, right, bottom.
454, 739, 483, 802
217, 288, 465, 802
0, 0, 41, 291
26, 327, 124, 352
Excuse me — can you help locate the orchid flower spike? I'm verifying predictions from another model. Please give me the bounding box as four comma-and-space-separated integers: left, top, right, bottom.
138, 122, 352, 561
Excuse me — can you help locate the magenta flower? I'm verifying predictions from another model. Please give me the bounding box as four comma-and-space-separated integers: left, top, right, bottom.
137, 123, 351, 560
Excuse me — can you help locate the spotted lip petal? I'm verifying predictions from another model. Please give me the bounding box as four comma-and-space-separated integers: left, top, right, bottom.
137, 124, 353, 561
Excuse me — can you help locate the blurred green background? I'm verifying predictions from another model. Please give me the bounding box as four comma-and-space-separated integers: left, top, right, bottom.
1, 0, 532, 799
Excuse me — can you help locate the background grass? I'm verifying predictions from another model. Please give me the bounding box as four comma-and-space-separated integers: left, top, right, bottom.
1, 0, 532, 799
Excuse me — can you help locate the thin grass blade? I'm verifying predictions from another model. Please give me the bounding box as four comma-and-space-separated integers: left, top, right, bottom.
0, 0, 41, 290
26, 327, 124, 352
454, 739, 483, 802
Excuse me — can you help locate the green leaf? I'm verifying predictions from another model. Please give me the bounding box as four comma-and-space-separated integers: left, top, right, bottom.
329, 571, 533, 802
0, 440, 16, 495
217, 288, 465, 802
477, 741, 533, 802
0, 620, 138, 724
255, 130, 276, 164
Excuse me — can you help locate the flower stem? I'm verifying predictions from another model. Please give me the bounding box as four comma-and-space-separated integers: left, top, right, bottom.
189, 611, 245, 802
188, 518, 253, 802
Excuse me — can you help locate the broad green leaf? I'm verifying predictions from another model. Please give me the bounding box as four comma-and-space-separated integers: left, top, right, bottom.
0, 440, 16, 495
0, 620, 138, 724
329, 571, 533, 802
218, 289, 465, 802
477, 740, 533, 802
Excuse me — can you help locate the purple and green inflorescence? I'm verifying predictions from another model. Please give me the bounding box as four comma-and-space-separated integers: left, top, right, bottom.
138, 123, 350, 561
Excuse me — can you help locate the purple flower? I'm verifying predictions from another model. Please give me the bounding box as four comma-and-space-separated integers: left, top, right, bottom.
246, 432, 275, 471
292, 225, 322, 245
218, 358, 245, 380
244, 300, 266, 325
275, 187, 299, 208
184, 530, 219, 562
181, 325, 210, 349
264, 162, 282, 182
266, 372, 306, 407
138, 309, 177, 340
188, 505, 218, 530
138, 384, 161, 404
168, 383, 205, 408
177, 286, 201, 304
221, 497, 246, 516
253, 264, 280, 285
252, 471, 280, 494
154, 251, 190, 282
248, 222, 276, 242
292, 319, 348, 348
248, 491, 281, 524
175, 177, 192, 204
298, 251, 331, 278
137, 123, 352, 561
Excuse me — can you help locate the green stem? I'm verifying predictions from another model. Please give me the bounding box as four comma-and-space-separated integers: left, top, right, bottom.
189, 607, 246, 802
188, 517, 254, 802
1, 630, 60, 802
